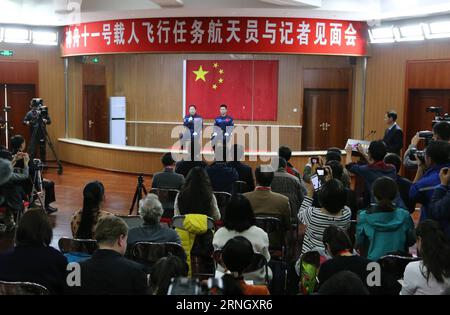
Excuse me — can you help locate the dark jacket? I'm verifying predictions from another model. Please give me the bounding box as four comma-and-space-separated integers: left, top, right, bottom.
151, 167, 185, 190
127, 223, 181, 247
396, 175, 415, 214
347, 161, 406, 209
227, 161, 255, 192
429, 184, 450, 241
383, 124, 403, 155
175, 160, 207, 178
66, 249, 148, 295
0, 245, 67, 294
206, 162, 239, 193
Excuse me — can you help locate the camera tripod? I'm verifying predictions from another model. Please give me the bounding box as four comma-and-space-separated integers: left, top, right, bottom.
129, 174, 147, 215
28, 118, 63, 175
29, 161, 46, 212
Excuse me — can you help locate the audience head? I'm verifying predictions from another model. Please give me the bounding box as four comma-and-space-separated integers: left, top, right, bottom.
95, 216, 128, 256
323, 225, 353, 257
368, 140, 387, 162
178, 167, 213, 216
278, 146, 292, 162
188, 105, 196, 115
425, 140, 450, 167
223, 194, 255, 233
161, 152, 176, 167
76, 181, 105, 239
416, 220, 450, 283
232, 144, 244, 162
15, 209, 53, 247
433, 121, 450, 142
0, 158, 12, 186
318, 271, 369, 295
255, 165, 274, 187
10, 135, 25, 153
151, 256, 189, 295
326, 147, 342, 163
318, 179, 347, 214
385, 110, 398, 125
325, 160, 344, 181
383, 153, 402, 174
139, 193, 163, 225
373, 176, 398, 211
222, 236, 254, 276
0, 150, 12, 161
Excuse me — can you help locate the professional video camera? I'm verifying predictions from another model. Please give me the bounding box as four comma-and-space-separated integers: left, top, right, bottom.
30, 98, 49, 122
167, 277, 225, 295
426, 106, 450, 126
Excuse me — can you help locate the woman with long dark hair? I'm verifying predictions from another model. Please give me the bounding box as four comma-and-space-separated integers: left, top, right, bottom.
401, 220, 450, 295
356, 176, 416, 260
174, 167, 220, 220
71, 181, 113, 239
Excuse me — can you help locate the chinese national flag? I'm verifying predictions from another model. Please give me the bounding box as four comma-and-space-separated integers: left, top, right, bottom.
185, 60, 278, 120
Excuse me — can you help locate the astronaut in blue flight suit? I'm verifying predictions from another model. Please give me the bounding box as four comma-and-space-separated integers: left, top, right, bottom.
181, 104, 203, 152
212, 104, 234, 146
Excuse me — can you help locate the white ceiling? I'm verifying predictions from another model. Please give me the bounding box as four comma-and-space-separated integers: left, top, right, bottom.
1, 0, 450, 26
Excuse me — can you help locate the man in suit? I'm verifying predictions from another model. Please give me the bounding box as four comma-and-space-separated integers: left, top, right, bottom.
383, 110, 403, 155
67, 216, 148, 295
206, 144, 239, 193
152, 152, 185, 190
244, 165, 291, 249
227, 144, 255, 193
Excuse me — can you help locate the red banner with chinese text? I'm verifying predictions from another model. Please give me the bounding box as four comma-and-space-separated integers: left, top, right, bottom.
185, 60, 278, 121
61, 17, 368, 57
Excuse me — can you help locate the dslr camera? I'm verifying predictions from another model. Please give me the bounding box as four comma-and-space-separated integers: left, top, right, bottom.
408, 148, 426, 164
167, 277, 225, 295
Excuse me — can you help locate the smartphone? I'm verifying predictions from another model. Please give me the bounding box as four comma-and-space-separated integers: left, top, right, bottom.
316, 167, 325, 177
311, 157, 319, 164
311, 174, 322, 191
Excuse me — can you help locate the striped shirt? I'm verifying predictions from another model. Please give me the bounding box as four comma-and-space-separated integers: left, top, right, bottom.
298, 196, 351, 254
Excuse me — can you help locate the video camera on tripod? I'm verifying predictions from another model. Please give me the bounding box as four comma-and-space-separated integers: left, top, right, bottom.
409, 106, 450, 163
30, 98, 49, 124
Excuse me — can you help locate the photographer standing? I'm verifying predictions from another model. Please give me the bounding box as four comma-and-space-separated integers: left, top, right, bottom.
23, 98, 51, 163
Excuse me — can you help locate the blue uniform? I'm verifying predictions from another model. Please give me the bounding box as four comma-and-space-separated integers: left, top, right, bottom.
214, 115, 234, 137
183, 114, 203, 136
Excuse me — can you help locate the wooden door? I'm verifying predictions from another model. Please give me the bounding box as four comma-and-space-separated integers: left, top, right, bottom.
0, 84, 36, 148
83, 85, 109, 143
302, 89, 350, 151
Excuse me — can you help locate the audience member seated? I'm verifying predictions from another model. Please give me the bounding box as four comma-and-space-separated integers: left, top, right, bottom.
10, 135, 57, 214
67, 216, 148, 295
384, 153, 416, 213
410, 140, 450, 222
346, 140, 406, 209
298, 179, 351, 254
278, 146, 301, 180
317, 270, 370, 295
318, 225, 372, 291
175, 151, 207, 178
0, 152, 30, 230
271, 157, 305, 221
429, 167, 450, 241
243, 165, 291, 248
174, 167, 221, 221
127, 193, 181, 247
150, 256, 188, 295
356, 177, 416, 261
206, 145, 239, 193
221, 236, 270, 295
71, 181, 113, 239
404, 121, 450, 169
401, 220, 450, 295
227, 144, 255, 192
151, 152, 185, 190
213, 194, 270, 283
0, 209, 67, 294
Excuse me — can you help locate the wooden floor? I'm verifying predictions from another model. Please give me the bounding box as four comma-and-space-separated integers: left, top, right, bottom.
0, 163, 153, 252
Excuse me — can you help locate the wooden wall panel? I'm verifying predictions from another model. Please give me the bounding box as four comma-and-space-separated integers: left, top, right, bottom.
407, 60, 450, 89
364, 40, 450, 141
0, 42, 64, 152
303, 68, 353, 89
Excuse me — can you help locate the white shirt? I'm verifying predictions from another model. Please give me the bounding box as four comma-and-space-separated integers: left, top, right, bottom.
400, 261, 450, 295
